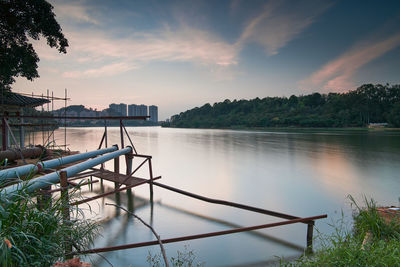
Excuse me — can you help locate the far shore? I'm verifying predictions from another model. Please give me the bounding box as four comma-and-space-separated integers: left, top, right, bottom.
160, 125, 400, 132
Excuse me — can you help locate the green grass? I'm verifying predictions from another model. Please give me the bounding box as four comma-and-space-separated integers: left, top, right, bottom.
0, 184, 99, 266
284, 196, 400, 267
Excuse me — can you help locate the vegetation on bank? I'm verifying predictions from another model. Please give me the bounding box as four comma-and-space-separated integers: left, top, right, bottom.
0, 185, 99, 266
162, 84, 400, 129
285, 197, 400, 267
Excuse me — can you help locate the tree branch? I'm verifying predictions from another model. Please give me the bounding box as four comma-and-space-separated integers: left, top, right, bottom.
105, 203, 169, 267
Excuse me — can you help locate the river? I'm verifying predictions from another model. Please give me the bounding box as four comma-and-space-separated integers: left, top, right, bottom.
48, 127, 400, 266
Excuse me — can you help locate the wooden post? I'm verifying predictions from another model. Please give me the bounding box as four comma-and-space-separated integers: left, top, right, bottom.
60, 171, 72, 259
306, 221, 314, 255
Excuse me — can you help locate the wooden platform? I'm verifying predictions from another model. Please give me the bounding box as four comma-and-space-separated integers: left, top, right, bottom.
90, 168, 147, 187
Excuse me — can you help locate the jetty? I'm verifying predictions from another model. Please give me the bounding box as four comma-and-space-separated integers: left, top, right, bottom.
0, 91, 327, 260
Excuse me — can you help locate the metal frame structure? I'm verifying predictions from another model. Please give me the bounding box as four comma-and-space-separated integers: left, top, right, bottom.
0, 93, 328, 261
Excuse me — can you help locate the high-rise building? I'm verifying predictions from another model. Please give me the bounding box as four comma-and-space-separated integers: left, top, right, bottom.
109, 103, 118, 113
137, 104, 148, 117
120, 103, 127, 116
149, 105, 158, 122
109, 103, 127, 116
128, 104, 138, 116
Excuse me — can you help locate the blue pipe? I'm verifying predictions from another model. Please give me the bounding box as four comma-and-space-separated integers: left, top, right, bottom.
0, 145, 118, 181
2, 146, 132, 197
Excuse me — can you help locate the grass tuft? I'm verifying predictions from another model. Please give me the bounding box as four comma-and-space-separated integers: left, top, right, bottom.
0, 184, 99, 266
283, 196, 400, 267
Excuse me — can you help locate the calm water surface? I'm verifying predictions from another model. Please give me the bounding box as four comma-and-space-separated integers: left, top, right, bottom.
49, 127, 400, 266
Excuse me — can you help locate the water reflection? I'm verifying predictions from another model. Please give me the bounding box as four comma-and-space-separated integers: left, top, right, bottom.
34, 127, 400, 266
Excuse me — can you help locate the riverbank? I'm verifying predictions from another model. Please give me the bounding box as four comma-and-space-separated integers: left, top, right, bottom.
162, 125, 400, 132
285, 198, 400, 266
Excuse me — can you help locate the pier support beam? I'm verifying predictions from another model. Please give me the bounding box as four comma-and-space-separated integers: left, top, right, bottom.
60, 171, 72, 259
148, 158, 154, 203
2, 117, 8, 151
306, 221, 315, 255
114, 156, 121, 214
125, 152, 134, 212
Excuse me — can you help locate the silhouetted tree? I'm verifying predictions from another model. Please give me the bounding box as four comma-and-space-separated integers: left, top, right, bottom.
0, 0, 68, 92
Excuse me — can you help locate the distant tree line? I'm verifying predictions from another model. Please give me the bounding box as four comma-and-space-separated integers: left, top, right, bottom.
162, 84, 400, 128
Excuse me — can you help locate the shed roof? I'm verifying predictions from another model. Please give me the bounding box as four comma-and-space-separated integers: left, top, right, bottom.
0, 92, 50, 108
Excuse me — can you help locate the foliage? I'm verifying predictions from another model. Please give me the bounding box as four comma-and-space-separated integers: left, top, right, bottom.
0, 185, 99, 266
349, 195, 400, 241
147, 245, 205, 267
283, 197, 400, 267
0, 0, 68, 91
163, 84, 400, 128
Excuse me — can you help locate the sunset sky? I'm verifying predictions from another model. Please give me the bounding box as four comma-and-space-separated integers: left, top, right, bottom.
13, 0, 400, 120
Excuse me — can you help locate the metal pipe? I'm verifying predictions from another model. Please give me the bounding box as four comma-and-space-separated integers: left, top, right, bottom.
0, 146, 118, 181
39, 145, 118, 170
0, 146, 44, 162
1, 147, 132, 197
0, 145, 119, 181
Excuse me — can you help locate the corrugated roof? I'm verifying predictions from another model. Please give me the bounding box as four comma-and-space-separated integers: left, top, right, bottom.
0, 92, 50, 107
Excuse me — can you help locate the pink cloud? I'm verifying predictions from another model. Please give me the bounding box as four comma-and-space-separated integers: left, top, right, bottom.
300, 32, 400, 92
55, 25, 239, 78
51, 0, 99, 25
63, 62, 137, 78
236, 0, 331, 55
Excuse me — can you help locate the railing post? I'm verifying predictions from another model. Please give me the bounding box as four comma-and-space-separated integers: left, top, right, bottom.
125, 152, 134, 212
19, 109, 24, 148
148, 158, 154, 202
114, 156, 120, 188
306, 221, 315, 255
119, 119, 124, 148
114, 156, 121, 213
60, 171, 72, 259
2, 116, 8, 151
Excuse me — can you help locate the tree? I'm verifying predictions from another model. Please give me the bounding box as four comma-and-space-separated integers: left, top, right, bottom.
0, 0, 68, 92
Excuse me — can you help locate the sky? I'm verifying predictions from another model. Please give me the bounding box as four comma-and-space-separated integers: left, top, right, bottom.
13, 0, 400, 120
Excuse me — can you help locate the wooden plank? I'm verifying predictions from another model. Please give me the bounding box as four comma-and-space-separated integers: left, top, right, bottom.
91, 169, 146, 186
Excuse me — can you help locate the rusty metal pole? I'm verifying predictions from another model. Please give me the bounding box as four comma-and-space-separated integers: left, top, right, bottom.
114, 156, 121, 214
119, 119, 124, 149
306, 221, 315, 255
2, 116, 7, 151
125, 152, 134, 212
60, 171, 72, 259
37, 186, 52, 211
148, 158, 154, 203
19, 108, 24, 148
104, 120, 108, 148
114, 156, 120, 188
